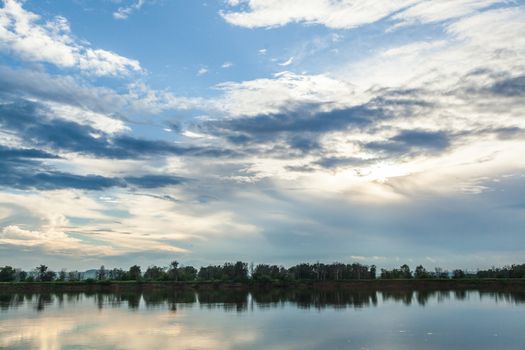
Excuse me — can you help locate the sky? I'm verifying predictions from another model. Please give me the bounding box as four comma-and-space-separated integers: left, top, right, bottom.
0, 0, 524, 271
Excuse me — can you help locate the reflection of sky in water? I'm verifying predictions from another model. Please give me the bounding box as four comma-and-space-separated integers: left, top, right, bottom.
0, 290, 524, 349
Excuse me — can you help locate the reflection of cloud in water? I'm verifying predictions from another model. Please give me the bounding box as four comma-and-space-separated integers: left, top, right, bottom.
1, 290, 525, 349
0, 306, 258, 349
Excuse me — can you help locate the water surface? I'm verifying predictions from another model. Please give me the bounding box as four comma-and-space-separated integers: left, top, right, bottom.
0, 289, 524, 349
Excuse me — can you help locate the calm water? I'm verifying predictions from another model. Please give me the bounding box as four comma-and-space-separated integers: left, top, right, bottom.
0, 289, 524, 349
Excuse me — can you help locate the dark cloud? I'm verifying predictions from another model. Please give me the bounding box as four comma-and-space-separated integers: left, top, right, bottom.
204, 92, 438, 159
0, 146, 59, 160
490, 75, 525, 97
288, 136, 322, 153
366, 130, 450, 156
493, 127, 524, 139
124, 175, 185, 188
0, 145, 186, 191
30, 172, 124, 191
314, 156, 371, 169
0, 99, 236, 159
226, 133, 252, 145
203, 104, 387, 157
0, 162, 185, 191
0, 153, 122, 190
164, 121, 182, 133
213, 105, 378, 135
284, 165, 317, 173
392, 130, 450, 149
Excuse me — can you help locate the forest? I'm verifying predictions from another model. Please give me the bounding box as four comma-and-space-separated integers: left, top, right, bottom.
1, 261, 525, 283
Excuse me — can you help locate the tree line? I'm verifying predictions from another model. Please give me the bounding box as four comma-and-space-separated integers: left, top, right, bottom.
1, 261, 524, 282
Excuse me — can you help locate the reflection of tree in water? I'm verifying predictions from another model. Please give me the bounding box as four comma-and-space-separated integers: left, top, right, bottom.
381, 290, 414, 305
255, 289, 380, 310
143, 289, 196, 309
56, 293, 64, 307
66, 292, 82, 305
120, 292, 141, 309
381, 290, 455, 306
197, 290, 249, 312
0, 293, 25, 310
90, 292, 142, 310
35, 294, 53, 312
416, 290, 432, 306
454, 290, 467, 301
1, 288, 525, 312
437, 290, 451, 303
480, 291, 525, 304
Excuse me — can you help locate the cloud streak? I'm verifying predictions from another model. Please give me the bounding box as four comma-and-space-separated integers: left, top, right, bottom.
220, 0, 506, 29
113, 0, 146, 20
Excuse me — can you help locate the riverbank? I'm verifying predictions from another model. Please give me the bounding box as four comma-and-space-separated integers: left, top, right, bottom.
1, 279, 525, 293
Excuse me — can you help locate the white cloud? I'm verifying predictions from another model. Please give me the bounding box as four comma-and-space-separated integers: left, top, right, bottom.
258, 48, 267, 55
0, 0, 141, 76
113, 0, 145, 20
0, 189, 258, 258
221, 0, 420, 29
221, 61, 233, 69
0, 66, 205, 120
197, 67, 209, 76
125, 81, 206, 113
182, 130, 213, 139
212, 71, 358, 117
45, 102, 129, 134
278, 56, 294, 66
221, 0, 508, 30
343, 6, 525, 91
202, 5, 525, 206
391, 0, 502, 28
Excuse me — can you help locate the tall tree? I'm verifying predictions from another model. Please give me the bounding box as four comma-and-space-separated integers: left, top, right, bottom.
168, 261, 179, 281
128, 265, 141, 281
97, 265, 107, 280
414, 265, 429, 279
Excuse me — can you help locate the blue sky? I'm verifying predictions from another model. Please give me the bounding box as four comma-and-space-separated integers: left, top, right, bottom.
0, 0, 524, 270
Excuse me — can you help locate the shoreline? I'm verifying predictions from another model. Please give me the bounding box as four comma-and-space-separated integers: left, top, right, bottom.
1, 279, 525, 293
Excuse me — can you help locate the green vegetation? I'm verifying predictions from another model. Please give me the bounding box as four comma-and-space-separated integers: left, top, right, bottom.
1, 262, 525, 283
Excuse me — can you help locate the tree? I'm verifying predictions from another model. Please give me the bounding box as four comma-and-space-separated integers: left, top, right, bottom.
452, 269, 465, 279
198, 265, 224, 281
233, 261, 248, 281
380, 265, 412, 279
0, 266, 16, 282
144, 266, 166, 281
109, 268, 126, 281
370, 265, 377, 280
68, 271, 81, 281
18, 270, 27, 282
35, 265, 56, 281
58, 269, 67, 281
400, 264, 412, 279
42, 271, 56, 281
178, 266, 197, 281
128, 265, 142, 281
414, 265, 429, 279
168, 261, 179, 281
97, 265, 107, 280
434, 267, 449, 279
36, 265, 48, 281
